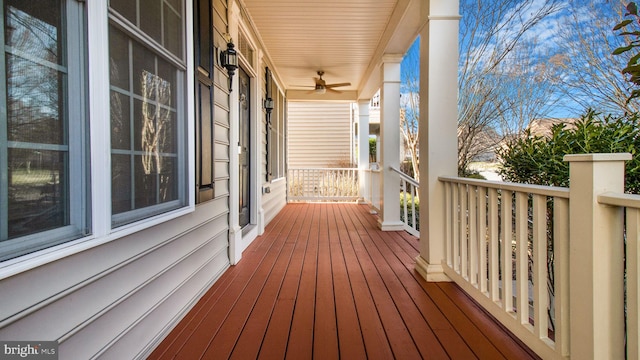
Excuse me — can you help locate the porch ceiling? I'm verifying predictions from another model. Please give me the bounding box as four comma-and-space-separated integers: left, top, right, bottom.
239, 0, 422, 101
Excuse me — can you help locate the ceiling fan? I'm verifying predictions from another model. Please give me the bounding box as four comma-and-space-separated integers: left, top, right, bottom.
293, 71, 351, 94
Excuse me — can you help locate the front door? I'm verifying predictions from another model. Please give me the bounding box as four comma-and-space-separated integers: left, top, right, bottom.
239, 68, 250, 228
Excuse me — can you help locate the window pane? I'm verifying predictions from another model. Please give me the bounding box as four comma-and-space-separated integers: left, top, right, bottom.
109, 25, 130, 91
134, 155, 158, 208
164, 3, 182, 58
157, 56, 177, 105
112, 154, 132, 214
109, 0, 136, 25
5, 0, 62, 63
140, 0, 162, 44
159, 156, 177, 203
132, 41, 155, 97
8, 149, 68, 238
159, 109, 177, 154
7, 57, 64, 145
166, 0, 181, 12
111, 91, 131, 150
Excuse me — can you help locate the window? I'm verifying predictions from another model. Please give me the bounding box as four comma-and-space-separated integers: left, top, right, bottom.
268, 82, 286, 180
109, 0, 187, 226
0, 0, 88, 261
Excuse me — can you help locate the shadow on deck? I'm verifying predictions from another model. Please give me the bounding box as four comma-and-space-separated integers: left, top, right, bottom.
150, 203, 538, 359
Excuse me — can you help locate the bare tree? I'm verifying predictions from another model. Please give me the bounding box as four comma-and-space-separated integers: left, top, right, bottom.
400, 41, 420, 181
554, 0, 640, 114
457, 0, 563, 175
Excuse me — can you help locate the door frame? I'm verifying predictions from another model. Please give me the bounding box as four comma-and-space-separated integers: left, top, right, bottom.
228, 33, 261, 264
238, 67, 251, 229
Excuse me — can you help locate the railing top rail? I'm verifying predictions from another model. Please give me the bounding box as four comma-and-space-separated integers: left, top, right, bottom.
439, 175, 570, 199
288, 167, 359, 171
390, 166, 419, 187
598, 191, 640, 209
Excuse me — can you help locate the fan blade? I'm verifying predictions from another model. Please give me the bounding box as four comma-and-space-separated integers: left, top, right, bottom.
326, 87, 342, 93
325, 82, 351, 88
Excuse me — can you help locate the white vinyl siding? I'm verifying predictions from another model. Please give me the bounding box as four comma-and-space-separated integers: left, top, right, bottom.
287, 102, 352, 168
0, 1, 231, 358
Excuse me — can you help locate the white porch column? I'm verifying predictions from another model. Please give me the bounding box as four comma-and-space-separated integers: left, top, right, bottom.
415, 0, 460, 281
565, 153, 629, 360
358, 100, 370, 203
378, 56, 404, 231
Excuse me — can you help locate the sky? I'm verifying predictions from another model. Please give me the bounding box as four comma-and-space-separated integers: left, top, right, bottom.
400, 0, 632, 124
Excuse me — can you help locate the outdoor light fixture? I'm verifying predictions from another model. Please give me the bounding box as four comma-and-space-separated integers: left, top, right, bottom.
220, 41, 238, 91
264, 97, 274, 114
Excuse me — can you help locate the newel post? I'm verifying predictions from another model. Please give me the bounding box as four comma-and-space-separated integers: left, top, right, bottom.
564, 153, 630, 360
357, 99, 370, 204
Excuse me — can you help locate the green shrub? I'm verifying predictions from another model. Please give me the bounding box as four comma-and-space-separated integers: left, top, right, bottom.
497, 110, 640, 193
400, 193, 420, 230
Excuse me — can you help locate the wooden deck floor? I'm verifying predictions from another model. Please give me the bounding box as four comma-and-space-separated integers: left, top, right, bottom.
149, 203, 538, 359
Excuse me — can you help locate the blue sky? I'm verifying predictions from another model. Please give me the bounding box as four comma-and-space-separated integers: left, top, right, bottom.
400, 0, 631, 122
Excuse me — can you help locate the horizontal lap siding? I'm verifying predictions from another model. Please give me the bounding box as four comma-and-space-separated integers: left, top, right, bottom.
0, 0, 231, 358
0, 199, 231, 359
263, 180, 287, 225
288, 102, 352, 168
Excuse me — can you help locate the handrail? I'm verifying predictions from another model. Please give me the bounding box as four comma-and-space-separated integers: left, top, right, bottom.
439, 175, 569, 198
598, 191, 640, 208
389, 166, 420, 237
390, 166, 419, 187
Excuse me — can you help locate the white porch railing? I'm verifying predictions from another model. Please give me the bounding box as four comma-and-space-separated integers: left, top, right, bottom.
391, 167, 419, 237
439, 176, 569, 359
597, 192, 640, 360
437, 153, 637, 360
287, 168, 359, 202
363, 167, 381, 212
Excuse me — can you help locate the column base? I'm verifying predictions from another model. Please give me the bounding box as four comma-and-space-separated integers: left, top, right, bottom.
377, 219, 405, 231
229, 225, 243, 265
415, 255, 452, 282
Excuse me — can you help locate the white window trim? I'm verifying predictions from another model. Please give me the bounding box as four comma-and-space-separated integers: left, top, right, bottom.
0, 0, 88, 259
0, 1, 196, 277
93, 1, 196, 235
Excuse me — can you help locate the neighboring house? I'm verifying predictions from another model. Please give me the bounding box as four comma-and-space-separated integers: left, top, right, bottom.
526, 117, 579, 137
287, 102, 354, 168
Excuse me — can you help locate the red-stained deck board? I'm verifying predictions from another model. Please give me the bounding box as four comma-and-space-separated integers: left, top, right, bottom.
255, 204, 317, 360
326, 205, 368, 360
176, 205, 303, 360
151, 205, 295, 358
149, 203, 540, 360
283, 204, 319, 360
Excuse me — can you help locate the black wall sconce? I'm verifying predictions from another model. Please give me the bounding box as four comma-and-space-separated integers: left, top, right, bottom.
263, 97, 274, 115
220, 41, 238, 92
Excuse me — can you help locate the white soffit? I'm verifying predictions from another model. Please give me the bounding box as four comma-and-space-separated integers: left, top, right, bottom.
240, 0, 419, 100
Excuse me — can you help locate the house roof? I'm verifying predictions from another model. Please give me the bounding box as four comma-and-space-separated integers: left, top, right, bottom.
240, 0, 422, 101
527, 118, 578, 137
